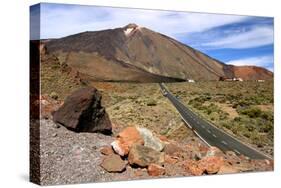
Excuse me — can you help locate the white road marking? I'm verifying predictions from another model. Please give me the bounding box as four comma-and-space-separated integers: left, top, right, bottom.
161, 84, 272, 160
193, 130, 211, 147
221, 140, 228, 145
212, 134, 217, 138
234, 149, 241, 154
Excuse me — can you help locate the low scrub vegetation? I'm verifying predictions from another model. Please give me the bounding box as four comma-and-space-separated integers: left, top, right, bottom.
168, 81, 273, 153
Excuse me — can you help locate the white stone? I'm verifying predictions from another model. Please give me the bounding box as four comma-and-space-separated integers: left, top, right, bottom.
137, 127, 165, 152
111, 140, 125, 156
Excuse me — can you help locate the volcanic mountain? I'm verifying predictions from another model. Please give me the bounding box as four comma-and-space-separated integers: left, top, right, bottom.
44, 23, 273, 82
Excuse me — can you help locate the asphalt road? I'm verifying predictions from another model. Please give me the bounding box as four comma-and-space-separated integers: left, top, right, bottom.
159, 83, 271, 159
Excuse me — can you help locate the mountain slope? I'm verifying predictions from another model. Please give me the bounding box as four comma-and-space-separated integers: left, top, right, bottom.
45, 23, 273, 82
226, 65, 273, 80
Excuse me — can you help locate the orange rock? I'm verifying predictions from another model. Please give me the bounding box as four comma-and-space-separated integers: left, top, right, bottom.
159, 135, 169, 142
111, 127, 144, 156
183, 160, 204, 176
100, 146, 114, 155
148, 164, 165, 176
198, 156, 224, 174
218, 164, 240, 174
164, 155, 178, 164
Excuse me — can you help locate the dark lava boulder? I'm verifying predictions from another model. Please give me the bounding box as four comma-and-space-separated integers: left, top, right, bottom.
53, 87, 112, 134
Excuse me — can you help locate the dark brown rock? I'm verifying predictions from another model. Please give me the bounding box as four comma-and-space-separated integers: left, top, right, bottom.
53, 87, 112, 133
100, 154, 127, 172
128, 144, 164, 167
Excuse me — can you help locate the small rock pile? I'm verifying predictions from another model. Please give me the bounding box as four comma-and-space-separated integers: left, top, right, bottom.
100, 126, 166, 176
100, 126, 274, 177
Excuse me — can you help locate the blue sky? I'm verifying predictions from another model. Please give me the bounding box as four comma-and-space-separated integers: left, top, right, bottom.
30, 3, 274, 71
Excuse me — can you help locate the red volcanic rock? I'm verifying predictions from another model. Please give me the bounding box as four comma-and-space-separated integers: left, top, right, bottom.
231, 65, 273, 81
184, 156, 225, 175
250, 159, 274, 171
53, 87, 112, 133
111, 127, 144, 156
148, 164, 166, 176
198, 156, 225, 174
164, 155, 178, 165
183, 160, 204, 176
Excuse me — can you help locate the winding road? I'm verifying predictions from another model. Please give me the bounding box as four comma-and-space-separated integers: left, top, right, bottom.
159, 83, 271, 159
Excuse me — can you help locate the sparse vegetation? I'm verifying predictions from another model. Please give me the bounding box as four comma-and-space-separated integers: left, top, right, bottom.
146, 99, 157, 106
41, 61, 273, 156
40, 55, 83, 99
167, 81, 273, 155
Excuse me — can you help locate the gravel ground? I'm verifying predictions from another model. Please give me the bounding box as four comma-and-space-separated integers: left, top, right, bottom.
31, 118, 273, 186
37, 119, 155, 185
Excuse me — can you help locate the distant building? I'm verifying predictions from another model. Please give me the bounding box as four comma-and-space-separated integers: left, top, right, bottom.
219, 77, 243, 82
233, 77, 243, 82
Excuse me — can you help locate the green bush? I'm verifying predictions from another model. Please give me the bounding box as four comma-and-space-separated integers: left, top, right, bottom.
234, 117, 241, 122
239, 107, 262, 118
146, 99, 157, 106
261, 111, 273, 121
250, 131, 267, 147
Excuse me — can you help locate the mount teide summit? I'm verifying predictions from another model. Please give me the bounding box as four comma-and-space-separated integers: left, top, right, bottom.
44, 23, 273, 82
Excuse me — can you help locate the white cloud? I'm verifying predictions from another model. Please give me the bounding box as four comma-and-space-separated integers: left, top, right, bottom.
226, 55, 274, 71
39, 4, 248, 39
203, 26, 273, 49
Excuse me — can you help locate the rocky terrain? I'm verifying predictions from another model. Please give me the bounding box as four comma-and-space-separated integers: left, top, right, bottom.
33, 26, 274, 185
43, 23, 273, 82
32, 86, 273, 185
